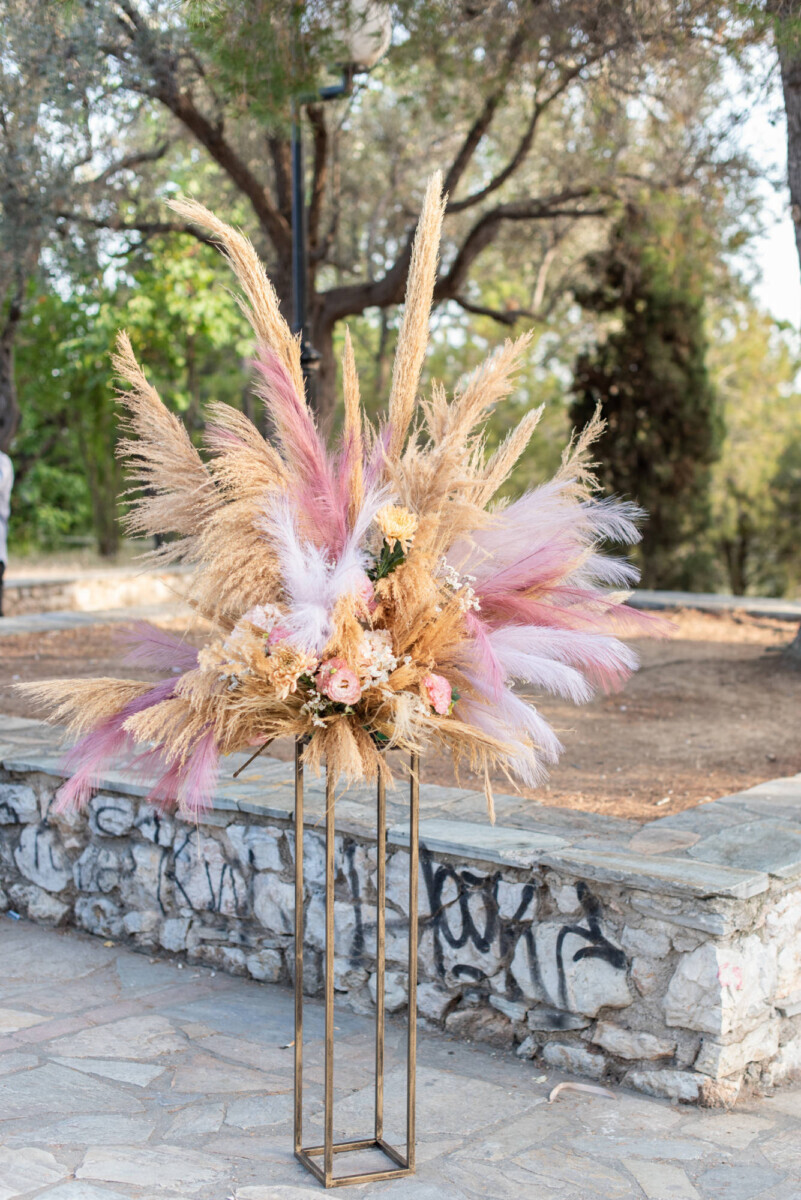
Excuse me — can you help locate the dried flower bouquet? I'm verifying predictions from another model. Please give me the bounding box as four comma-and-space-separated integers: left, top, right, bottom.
27, 173, 655, 820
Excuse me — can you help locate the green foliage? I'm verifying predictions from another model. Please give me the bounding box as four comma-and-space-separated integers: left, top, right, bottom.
707, 302, 801, 595
9, 238, 251, 555
367, 538, 406, 582
570, 197, 723, 589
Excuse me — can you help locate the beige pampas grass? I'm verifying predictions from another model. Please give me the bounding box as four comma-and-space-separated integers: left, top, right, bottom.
471, 403, 544, 507
342, 328, 364, 525
114, 332, 220, 562
167, 195, 305, 402
20, 678, 153, 737
387, 172, 447, 460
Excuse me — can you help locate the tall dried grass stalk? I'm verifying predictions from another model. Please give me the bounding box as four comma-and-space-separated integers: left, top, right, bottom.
114, 333, 220, 562
167, 196, 304, 401
342, 328, 364, 525
387, 172, 446, 459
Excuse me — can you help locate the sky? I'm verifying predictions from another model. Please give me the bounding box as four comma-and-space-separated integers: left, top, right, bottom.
739, 76, 801, 327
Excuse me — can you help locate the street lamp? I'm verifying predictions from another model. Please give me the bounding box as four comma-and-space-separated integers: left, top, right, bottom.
291, 3, 392, 407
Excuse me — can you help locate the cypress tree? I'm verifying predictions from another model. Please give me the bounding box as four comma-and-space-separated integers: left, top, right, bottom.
570, 201, 722, 589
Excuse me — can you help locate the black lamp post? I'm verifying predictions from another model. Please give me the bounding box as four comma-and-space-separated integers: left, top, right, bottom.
290, 4, 392, 408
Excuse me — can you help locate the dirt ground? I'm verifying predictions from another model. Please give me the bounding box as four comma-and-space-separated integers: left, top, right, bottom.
1, 608, 799, 822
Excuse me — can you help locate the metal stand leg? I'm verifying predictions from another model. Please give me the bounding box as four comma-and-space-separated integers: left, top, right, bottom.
407, 752, 419, 1168
293, 743, 418, 1188
375, 772, 386, 1142
293, 739, 304, 1157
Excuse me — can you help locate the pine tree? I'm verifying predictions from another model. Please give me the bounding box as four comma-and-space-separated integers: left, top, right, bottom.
570, 201, 722, 589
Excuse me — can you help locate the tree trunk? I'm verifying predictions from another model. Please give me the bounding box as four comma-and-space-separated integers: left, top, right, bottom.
769, 0, 801, 648
722, 514, 750, 595
771, 1, 801, 266
310, 309, 337, 432
785, 623, 801, 662
0, 297, 23, 453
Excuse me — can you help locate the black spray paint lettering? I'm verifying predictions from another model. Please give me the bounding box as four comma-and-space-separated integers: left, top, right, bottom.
554, 881, 627, 1009
420, 849, 626, 1006
171, 832, 242, 915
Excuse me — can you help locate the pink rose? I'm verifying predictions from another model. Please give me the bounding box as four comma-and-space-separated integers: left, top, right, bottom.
316, 658, 362, 705
423, 672, 452, 716
267, 624, 292, 647
354, 571, 377, 616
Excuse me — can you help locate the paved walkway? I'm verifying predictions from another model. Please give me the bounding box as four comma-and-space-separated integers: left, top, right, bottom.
0, 921, 799, 1199
0, 604, 189, 638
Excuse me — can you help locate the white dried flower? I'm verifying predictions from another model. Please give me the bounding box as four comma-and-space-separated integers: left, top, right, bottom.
438, 557, 481, 612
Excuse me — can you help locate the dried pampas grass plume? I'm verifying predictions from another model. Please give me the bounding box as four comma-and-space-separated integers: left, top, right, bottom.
387, 171, 447, 459
167, 194, 304, 401
114, 332, 219, 562
342, 327, 364, 525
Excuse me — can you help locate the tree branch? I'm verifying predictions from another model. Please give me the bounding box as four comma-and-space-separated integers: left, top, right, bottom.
55, 211, 219, 248
448, 44, 628, 214
439, 190, 611, 298
452, 296, 538, 326
441, 23, 527, 198
319, 188, 612, 326
269, 135, 293, 223
88, 142, 171, 187
106, 2, 290, 254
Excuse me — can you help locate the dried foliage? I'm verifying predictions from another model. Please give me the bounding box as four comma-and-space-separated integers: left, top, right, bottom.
26, 176, 656, 819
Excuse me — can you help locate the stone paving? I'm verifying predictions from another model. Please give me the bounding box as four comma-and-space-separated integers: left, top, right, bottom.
0, 604, 188, 639
0, 920, 800, 1200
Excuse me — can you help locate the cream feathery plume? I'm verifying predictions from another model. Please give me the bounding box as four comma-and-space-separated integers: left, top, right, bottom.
166, 195, 304, 401
114, 332, 220, 561
19, 678, 153, 737
204, 401, 287, 499
393, 334, 533, 529
387, 171, 447, 460
557, 401, 605, 493
470, 404, 544, 508
341, 328, 364, 526
439, 332, 534, 449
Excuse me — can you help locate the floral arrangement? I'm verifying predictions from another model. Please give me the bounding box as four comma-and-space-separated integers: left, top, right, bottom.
28, 174, 656, 820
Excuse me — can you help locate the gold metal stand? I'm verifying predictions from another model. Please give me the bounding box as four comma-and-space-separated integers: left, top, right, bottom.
293, 741, 419, 1188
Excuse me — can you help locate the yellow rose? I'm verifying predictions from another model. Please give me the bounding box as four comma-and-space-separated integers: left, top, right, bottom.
375, 504, 418, 553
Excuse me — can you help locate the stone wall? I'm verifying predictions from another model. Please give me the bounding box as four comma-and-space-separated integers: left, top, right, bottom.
2, 732, 800, 1107
3, 566, 190, 617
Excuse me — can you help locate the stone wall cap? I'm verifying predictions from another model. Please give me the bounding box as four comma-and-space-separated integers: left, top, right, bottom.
539, 847, 769, 899
630, 589, 801, 622
687, 818, 801, 878
2, 753, 70, 778
389, 818, 568, 865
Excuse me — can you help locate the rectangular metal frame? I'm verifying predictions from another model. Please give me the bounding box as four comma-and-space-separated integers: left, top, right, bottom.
293, 741, 419, 1188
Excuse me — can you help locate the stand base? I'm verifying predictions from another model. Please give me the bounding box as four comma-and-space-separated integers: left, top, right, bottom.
295, 1137, 414, 1187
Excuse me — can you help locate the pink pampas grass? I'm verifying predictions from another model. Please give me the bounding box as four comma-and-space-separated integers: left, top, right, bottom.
253, 349, 349, 553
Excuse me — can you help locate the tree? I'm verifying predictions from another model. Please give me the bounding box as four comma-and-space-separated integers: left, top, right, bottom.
0, 0, 219, 450
569, 199, 723, 588
1, 0, 757, 429
766, 2, 801, 266
707, 302, 801, 594
761, 1, 801, 652
11, 234, 250, 555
